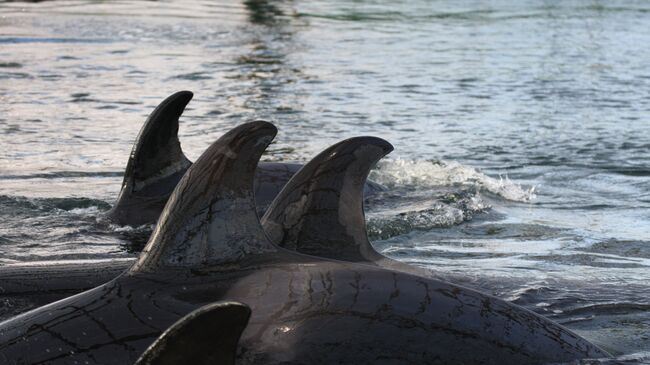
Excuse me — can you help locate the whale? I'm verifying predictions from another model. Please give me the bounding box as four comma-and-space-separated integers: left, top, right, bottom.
134, 301, 251, 365
0, 259, 130, 321
261, 135, 440, 278
0, 121, 609, 364
105, 90, 382, 226
0, 91, 383, 320
103, 90, 304, 226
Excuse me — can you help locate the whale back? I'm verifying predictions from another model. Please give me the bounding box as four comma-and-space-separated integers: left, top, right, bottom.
0, 124, 610, 365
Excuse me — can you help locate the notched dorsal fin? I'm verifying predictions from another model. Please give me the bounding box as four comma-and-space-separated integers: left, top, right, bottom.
261, 137, 393, 261
130, 121, 277, 273
107, 91, 193, 225
134, 301, 251, 365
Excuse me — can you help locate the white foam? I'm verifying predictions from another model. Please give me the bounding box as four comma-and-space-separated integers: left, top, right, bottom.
617, 352, 650, 362
370, 159, 536, 202
66, 206, 104, 215
367, 194, 490, 240
107, 223, 154, 232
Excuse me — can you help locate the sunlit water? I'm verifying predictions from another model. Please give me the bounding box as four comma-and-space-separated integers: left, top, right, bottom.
1, 0, 649, 362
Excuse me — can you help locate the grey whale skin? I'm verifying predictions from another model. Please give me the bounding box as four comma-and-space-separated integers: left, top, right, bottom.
0, 91, 380, 320
0, 121, 608, 364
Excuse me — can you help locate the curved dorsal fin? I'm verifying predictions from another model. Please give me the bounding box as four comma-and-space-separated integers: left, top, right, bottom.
130, 121, 277, 273
108, 91, 193, 225
261, 137, 392, 262
134, 301, 251, 365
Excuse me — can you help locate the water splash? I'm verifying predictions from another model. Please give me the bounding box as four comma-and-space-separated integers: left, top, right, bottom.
551, 351, 650, 364
366, 190, 489, 240
0, 195, 140, 260
370, 159, 537, 202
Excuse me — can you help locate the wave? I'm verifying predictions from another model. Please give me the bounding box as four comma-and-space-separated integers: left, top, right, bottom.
555, 352, 650, 365
0, 171, 122, 180
363, 158, 535, 240
0, 195, 111, 215
366, 190, 489, 240
370, 159, 536, 202
579, 239, 650, 260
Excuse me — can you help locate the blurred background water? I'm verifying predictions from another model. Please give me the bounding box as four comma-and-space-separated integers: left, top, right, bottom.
1, 0, 649, 362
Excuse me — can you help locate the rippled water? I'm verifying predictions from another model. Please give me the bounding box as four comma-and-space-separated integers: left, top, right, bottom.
1, 0, 650, 362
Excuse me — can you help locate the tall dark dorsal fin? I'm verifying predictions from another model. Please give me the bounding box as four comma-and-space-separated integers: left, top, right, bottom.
107, 91, 194, 225
130, 121, 277, 273
261, 137, 392, 262
134, 301, 251, 365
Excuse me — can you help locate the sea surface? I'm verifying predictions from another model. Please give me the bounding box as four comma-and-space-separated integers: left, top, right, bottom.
1, 0, 649, 363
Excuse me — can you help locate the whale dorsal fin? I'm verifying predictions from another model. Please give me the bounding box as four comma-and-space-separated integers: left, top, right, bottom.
107, 91, 193, 225
125, 91, 193, 195
130, 121, 277, 272
134, 301, 251, 365
261, 137, 393, 262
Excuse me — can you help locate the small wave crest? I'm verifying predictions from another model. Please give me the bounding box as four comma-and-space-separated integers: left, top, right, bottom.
104, 223, 154, 252
370, 159, 536, 202
366, 189, 489, 240
0, 195, 111, 215
364, 158, 533, 239
551, 352, 650, 364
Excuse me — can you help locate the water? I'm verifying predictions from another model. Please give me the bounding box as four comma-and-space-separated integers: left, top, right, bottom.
1, 0, 649, 362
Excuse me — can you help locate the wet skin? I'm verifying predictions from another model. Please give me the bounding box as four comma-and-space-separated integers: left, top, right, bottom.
0, 161, 384, 321
0, 254, 607, 365
0, 121, 608, 364
0, 92, 382, 320
134, 301, 251, 365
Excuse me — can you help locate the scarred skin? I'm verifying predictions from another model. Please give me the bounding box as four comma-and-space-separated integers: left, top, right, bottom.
0, 122, 609, 365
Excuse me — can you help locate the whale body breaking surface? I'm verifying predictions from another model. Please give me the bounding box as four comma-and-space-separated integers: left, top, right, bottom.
0, 92, 383, 321
0, 118, 609, 364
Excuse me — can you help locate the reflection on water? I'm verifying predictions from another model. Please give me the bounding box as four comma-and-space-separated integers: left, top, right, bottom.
245, 0, 285, 25
1, 0, 650, 360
